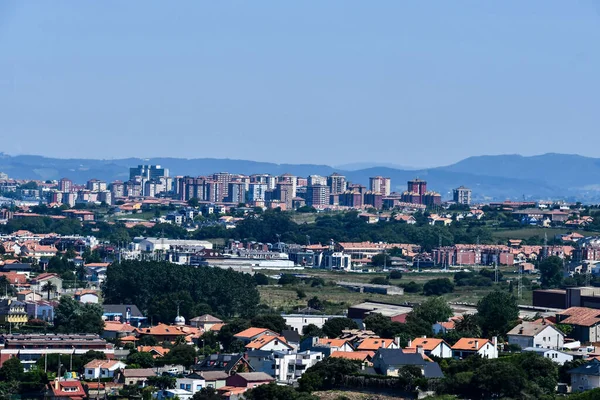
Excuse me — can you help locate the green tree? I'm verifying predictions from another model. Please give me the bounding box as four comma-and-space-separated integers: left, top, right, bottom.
539, 255, 564, 288
187, 198, 200, 208
476, 291, 519, 337
41, 281, 57, 300
192, 387, 221, 400
54, 297, 104, 334
298, 358, 361, 392
454, 313, 482, 337
307, 296, 324, 310
254, 273, 269, 286
126, 351, 155, 368
410, 297, 453, 326
423, 278, 454, 296
162, 345, 198, 368
370, 253, 391, 267
278, 273, 300, 285
370, 276, 390, 285
0, 357, 24, 382
147, 375, 176, 390
389, 270, 403, 279
245, 383, 318, 400
322, 318, 358, 338
302, 324, 325, 338
251, 314, 287, 333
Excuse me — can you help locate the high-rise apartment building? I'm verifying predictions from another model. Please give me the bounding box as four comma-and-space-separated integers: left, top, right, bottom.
213, 172, 232, 201
407, 178, 427, 197
307, 175, 327, 187
306, 184, 330, 207
278, 174, 297, 198
129, 165, 169, 180
327, 173, 347, 194
453, 186, 472, 205
276, 182, 295, 209
58, 178, 73, 193
227, 182, 247, 204
247, 183, 268, 203
369, 176, 391, 196
339, 190, 363, 208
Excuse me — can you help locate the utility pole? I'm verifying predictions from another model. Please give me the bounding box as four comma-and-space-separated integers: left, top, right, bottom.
517, 265, 523, 300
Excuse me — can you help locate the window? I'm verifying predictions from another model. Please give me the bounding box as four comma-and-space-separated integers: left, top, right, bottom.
87, 369, 93, 375
180, 384, 185, 389
185, 384, 191, 390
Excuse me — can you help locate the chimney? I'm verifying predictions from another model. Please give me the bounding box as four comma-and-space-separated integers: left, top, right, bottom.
542, 317, 546, 325
395, 337, 402, 347
492, 336, 498, 350
416, 345, 424, 355
243, 352, 248, 360
407, 339, 412, 348
422, 335, 427, 339
54, 379, 59, 391
474, 340, 479, 349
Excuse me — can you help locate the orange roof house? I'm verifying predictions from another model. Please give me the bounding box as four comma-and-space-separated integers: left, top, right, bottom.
245, 335, 292, 351
356, 338, 399, 351
406, 337, 452, 358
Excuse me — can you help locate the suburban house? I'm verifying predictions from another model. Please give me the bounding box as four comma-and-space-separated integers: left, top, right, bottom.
136, 324, 188, 342
556, 307, 600, 343
191, 354, 253, 375
30, 273, 63, 299
282, 313, 343, 333
507, 321, 565, 349
176, 372, 206, 394
224, 372, 275, 389
245, 335, 293, 352
407, 337, 452, 358
247, 349, 323, 383
372, 348, 444, 378
118, 368, 157, 387
197, 371, 229, 389
281, 330, 301, 351
451, 338, 498, 359
0, 299, 28, 326
234, 327, 278, 344
102, 321, 137, 340
74, 290, 99, 304
189, 314, 223, 331
300, 337, 354, 356
83, 359, 127, 380
45, 379, 86, 400
137, 346, 170, 358
17, 290, 42, 302
356, 338, 400, 352
330, 351, 374, 365
102, 304, 145, 325
522, 347, 573, 365
569, 359, 600, 392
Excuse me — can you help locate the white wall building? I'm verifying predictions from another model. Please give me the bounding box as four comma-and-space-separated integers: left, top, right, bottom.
83, 360, 127, 380
523, 347, 573, 365
507, 322, 565, 349
282, 314, 344, 333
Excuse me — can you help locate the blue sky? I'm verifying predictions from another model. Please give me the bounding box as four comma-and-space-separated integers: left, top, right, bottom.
0, 1, 598, 168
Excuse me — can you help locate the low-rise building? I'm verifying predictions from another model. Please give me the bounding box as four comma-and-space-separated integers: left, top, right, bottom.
372, 348, 443, 378
570, 359, 600, 392
451, 338, 498, 359
83, 359, 127, 380
282, 313, 343, 333
407, 337, 453, 358
556, 307, 600, 343
522, 347, 573, 365
507, 321, 564, 349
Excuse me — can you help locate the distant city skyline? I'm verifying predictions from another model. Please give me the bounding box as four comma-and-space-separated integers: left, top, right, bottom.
1, 1, 598, 167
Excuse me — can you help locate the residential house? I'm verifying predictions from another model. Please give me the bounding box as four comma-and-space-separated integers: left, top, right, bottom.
507, 321, 565, 349
557, 307, 600, 343
83, 359, 127, 380
74, 290, 99, 304
233, 327, 278, 344
451, 338, 498, 359
247, 350, 323, 383
282, 313, 343, 333
191, 354, 253, 375
432, 319, 457, 335
30, 273, 63, 299
46, 379, 86, 400
407, 337, 453, 358
0, 299, 28, 326
189, 314, 223, 331
372, 348, 444, 378
24, 300, 55, 322
176, 372, 206, 394
137, 346, 170, 358
102, 321, 136, 340
118, 368, 157, 387
281, 330, 301, 351
522, 347, 573, 365
224, 372, 275, 389
245, 335, 293, 352
197, 371, 229, 389
17, 290, 42, 302
300, 337, 354, 356
356, 338, 400, 352
330, 351, 374, 365
570, 359, 600, 392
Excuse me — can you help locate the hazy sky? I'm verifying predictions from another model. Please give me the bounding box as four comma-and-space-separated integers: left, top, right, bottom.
0, 1, 599, 168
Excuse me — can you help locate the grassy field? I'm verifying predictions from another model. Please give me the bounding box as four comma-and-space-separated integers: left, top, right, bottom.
491, 227, 598, 240
258, 268, 534, 314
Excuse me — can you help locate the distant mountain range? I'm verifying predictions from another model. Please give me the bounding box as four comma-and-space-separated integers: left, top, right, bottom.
1, 152, 599, 202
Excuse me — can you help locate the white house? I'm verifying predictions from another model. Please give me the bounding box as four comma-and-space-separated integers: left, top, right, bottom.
245, 335, 294, 352
176, 373, 205, 394
570, 359, 600, 392
522, 347, 573, 365
407, 337, 453, 359
74, 290, 100, 304
83, 359, 127, 380
507, 321, 564, 349
248, 350, 324, 383
282, 314, 343, 333
451, 338, 498, 359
